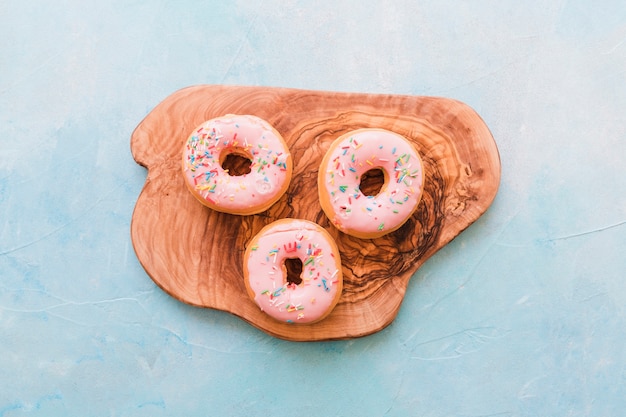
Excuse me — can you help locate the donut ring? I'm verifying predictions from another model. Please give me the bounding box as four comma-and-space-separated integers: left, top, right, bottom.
182, 114, 292, 215
243, 219, 343, 324
318, 128, 424, 238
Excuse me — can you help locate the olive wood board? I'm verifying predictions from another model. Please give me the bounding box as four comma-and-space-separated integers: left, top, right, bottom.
130, 85, 500, 341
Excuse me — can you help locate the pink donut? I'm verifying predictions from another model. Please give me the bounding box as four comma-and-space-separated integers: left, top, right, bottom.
182, 114, 292, 215
243, 219, 343, 324
318, 128, 425, 238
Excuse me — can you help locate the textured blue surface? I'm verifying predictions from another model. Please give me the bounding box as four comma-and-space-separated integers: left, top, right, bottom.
1, 1, 626, 416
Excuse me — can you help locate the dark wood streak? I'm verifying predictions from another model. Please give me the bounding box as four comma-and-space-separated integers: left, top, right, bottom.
130, 85, 500, 341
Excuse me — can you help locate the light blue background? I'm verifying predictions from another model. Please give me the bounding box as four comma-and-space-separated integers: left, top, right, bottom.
2, 1, 625, 416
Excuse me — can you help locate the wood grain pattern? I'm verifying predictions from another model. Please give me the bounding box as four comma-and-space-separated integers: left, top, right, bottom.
130, 85, 500, 341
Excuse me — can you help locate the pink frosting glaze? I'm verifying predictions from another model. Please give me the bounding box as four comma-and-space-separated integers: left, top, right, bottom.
244, 219, 343, 324
319, 129, 424, 238
182, 114, 291, 213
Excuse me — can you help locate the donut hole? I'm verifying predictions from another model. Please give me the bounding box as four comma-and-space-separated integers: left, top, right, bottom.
220, 148, 252, 176
284, 257, 303, 286
359, 168, 385, 196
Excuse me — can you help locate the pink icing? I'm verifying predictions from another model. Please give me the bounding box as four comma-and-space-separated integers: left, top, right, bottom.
320, 129, 424, 237
182, 114, 290, 212
245, 219, 342, 324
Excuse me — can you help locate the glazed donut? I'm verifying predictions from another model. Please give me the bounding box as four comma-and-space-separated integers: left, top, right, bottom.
318, 128, 424, 239
243, 219, 343, 324
182, 114, 292, 215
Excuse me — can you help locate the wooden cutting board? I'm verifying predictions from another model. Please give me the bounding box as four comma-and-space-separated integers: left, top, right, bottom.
130, 85, 500, 341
